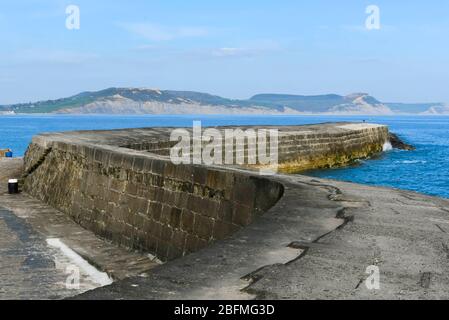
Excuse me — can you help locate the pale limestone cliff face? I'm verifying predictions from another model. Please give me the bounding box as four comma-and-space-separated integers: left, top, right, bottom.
50, 90, 392, 115
55, 95, 301, 115
327, 94, 394, 115
54, 96, 393, 115
422, 105, 449, 115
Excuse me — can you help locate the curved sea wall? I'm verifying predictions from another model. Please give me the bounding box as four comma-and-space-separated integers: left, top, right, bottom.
274, 123, 389, 172
22, 123, 389, 261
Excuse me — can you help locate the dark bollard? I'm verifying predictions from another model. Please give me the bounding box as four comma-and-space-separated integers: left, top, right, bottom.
8, 179, 19, 194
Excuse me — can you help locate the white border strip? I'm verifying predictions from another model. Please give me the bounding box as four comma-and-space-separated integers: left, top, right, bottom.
47, 238, 113, 286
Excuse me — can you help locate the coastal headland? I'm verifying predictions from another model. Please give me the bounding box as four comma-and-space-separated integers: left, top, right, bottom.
2, 122, 449, 299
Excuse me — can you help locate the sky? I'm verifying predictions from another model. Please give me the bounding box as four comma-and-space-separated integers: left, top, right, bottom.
1, 0, 449, 104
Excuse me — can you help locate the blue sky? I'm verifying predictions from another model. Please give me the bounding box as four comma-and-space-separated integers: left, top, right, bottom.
1, 0, 449, 104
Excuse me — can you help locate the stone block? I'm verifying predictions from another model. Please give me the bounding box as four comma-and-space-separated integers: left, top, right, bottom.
129, 171, 144, 184
148, 201, 162, 221
148, 220, 163, 239
180, 209, 195, 233
124, 182, 138, 196
121, 155, 134, 170
197, 198, 219, 219
160, 204, 173, 224
206, 169, 228, 190
144, 236, 158, 253
232, 203, 253, 226
186, 194, 202, 213
151, 159, 166, 174
185, 234, 199, 253
156, 240, 169, 260
180, 181, 194, 194
161, 225, 173, 242
164, 162, 177, 178
232, 178, 256, 207
169, 207, 182, 229
171, 230, 187, 250
217, 200, 233, 223
109, 152, 124, 167
109, 178, 126, 193
151, 175, 164, 188
174, 164, 193, 182
99, 149, 111, 165
111, 205, 130, 223
194, 215, 214, 240
193, 166, 207, 185
132, 156, 145, 172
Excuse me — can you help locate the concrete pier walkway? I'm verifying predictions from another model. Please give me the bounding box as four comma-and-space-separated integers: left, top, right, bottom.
78, 174, 449, 300
0, 158, 158, 299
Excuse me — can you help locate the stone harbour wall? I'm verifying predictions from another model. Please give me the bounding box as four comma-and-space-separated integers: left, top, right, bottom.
117, 123, 389, 172
276, 124, 389, 172
23, 142, 283, 261
22, 123, 389, 261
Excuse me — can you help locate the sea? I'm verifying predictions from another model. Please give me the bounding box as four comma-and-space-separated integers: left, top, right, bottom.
1, 114, 448, 198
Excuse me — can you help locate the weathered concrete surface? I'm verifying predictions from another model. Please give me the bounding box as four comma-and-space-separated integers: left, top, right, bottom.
77, 174, 449, 300
0, 158, 158, 299
0, 158, 22, 182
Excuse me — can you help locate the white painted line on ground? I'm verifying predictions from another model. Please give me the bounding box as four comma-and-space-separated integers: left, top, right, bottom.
46, 238, 113, 286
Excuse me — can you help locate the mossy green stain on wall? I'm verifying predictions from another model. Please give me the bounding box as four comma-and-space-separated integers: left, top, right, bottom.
276, 141, 384, 173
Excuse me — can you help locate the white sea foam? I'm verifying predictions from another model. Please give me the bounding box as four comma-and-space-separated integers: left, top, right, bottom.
47, 238, 113, 286
395, 160, 427, 164
383, 141, 393, 152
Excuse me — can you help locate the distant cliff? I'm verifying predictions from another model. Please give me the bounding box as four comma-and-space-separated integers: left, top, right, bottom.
0, 87, 446, 115
250, 92, 393, 115
421, 105, 449, 115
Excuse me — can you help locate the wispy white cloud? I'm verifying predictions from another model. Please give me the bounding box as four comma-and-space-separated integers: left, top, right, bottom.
8, 49, 99, 65
211, 40, 282, 59
119, 22, 209, 41
134, 44, 160, 51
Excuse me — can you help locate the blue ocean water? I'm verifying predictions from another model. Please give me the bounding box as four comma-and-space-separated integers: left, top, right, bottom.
0, 114, 448, 198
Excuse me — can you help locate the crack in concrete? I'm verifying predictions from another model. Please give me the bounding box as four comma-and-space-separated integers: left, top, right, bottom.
239, 182, 360, 298
306, 182, 343, 196
285, 243, 310, 266
436, 224, 447, 233
354, 278, 364, 289
329, 194, 372, 207
399, 193, 425, 202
